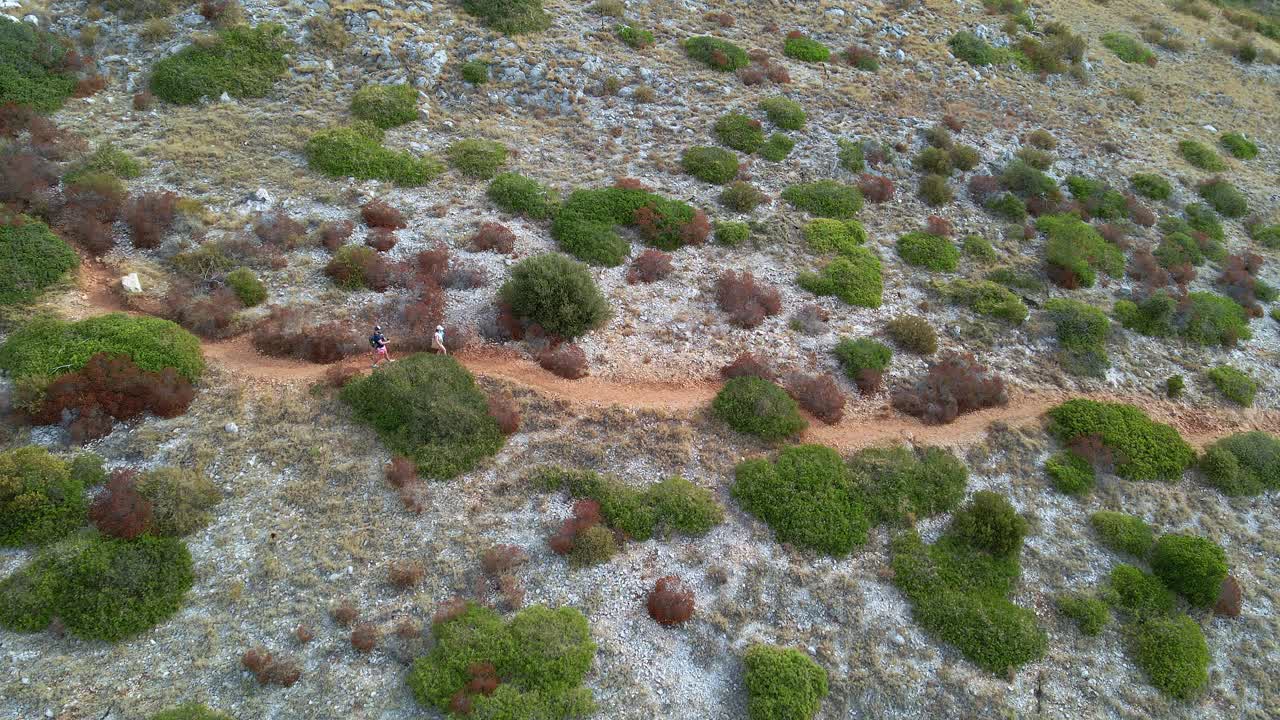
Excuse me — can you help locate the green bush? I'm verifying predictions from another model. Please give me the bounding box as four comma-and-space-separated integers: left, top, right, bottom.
836, 138, 865, 173
1000, 160, 1061, 202
150, 24, 290, 105
551, 186, 703, 264
0, 447, 85, 547
225, 267, 265, 307
715, 220, 750, 246
1131, 172, 1172, 200
760, 133, 795, 162
1129, 615, 1210, 700
1090, 511, 1155, 557
615, 24, 654, 49
985, 192, 1027, 222
681, 146, 739, 184
943, 280, 1028, 323
1046, 451, 1095, 495
1197, 178, 1248, 218
1150, 534, 1228, 608
1064, 176, 1127, 220
896, 232, 959, 272
460, 59, 490, 84
1178, 140, 1227, 171
1198, 431, 1280, 496
407, 603, 595, 717
783, 35, 830, 62
850, 445, 968, 525
350, 83, 418, 129
720, 181, 766, 212
742, 644, 829, 720
1182, 203, 1225, 243
962, 235, 997, 263
570, 525, 617, 567
135, 467, 221, 537
533, 467, 724, 540
64, 144, 144, 184
1105, 564, 1175, 617
950, 145, 979, 171
149, 704, 233, 720
1208, 365, 1257, 406
913, 147, 953, 175
1167, 374, 1185, 398
0, 313, 204, 384
1047, 400, 1194, 482
447, 138, 509, 180
781, 180, 863, 218
949, 31, 994, 65
1154, 231, 1206, 268
341, 353, 505, 479
460, 0, 551, 34
949, 490, 1027, 557
714, 113, 765, 154
714, 377, 807, 442
1181, 292, 1251, 346
1220, 132, 1258, 159
69, 453, 107, 488
0, 20, 79, 110
499, 253, 610, 339
487, 172, 559, 219
803, 218, 866, 255
732, 445, 867, 554
326, 246, 381, 290
684, 36, 749, 71
885, 315, 936, 354
1056, 592, 1109, 636
1045, 298, 1110, 377
1015, 146, 1053, 171
918, 174, 953, 206
833, 337, 891, 380
1101, 32, 1155, 63
0, 217, 78, 306
1038, 214, 1123, 288
305, 124, 444, 185
760, 96, 806, 130
798, 249, 882, 307
1249, 221, 1280, 249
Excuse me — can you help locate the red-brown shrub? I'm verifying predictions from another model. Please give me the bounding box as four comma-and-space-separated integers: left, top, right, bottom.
494, 301, 525, 341
413, 246, 450, 286
330, 599, 359, 626
432, 598, 469, 625
0, 103, 35, 137
1068, 433, 1115, 474
1218, 253, 1267, 317
790, 303, 830, 336
747, 48, 770, 64
647, 576, 695, 626
242, 648, 301, 687
351, 623, 379, 653
89, 469, 153, 540
73, 74, 108, 98
1128, 248, 1171, 291
361, 199, 407, 229
365, 227, 398, 252
482, 544, 529, 575
386, 457, 417, 488
784, 372, 846, 424
858, 174, 895, 203
548, 499, 601, 555
708, 11, 734, 27
449, 662, 501, 714
1047, 262, 1083, 290
785, 30, 805, 40
395, 617, 421, 640
252, 308, 363, 363
64, 173, 126, 222
1125, 194, 1156, 227
324, 364, 360, 388
635, 205, 710, 248
942, 114, 965, 132
132, 91, 154, 110
126, 191, 179, 249
736, 66, 766, 85
497, 574, 525, 610
171, 287, 239, 339
470, 222, 516, 254
854, 368, 883, 395
32, 353, 195, 443
626, 249, 673, 284
317, 220, 354, 252
538, 343, 588, 379
1095, 223, 1126, 247
486, 394, 521, 435
28, 116, 84, 160
765, 64, 791, 83
254, 210, 305, 248
844, 45, 877, 67
64, 215, 115, 255
967, 174, 1000, 203
388, 559, 425, 589
716, 270, 781, 328
1025, 196, 1057, 217
890, 352, 1008, 425
720, 352, 775, 382
294, 625, 314, 644
613, 177, 649, 191
925, 215, 954, 237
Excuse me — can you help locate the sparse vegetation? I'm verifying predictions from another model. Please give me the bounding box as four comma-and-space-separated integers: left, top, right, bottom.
1101, 33, 1155, 64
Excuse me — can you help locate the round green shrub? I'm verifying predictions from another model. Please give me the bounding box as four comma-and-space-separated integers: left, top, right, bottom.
948, 490, 1027, 557
1047, 399, 1194, 481
836, 138, 865, 173
919, 174, 953, 206
64, 144, 144, 184
149, 704, 234, 720
1198, 431, 1280, 496
803, 218, 866, 255
896, 232, 959, 271
714, 377, 807, 442
1055, 592, 1109, 636
1045, 298, 1110, 377
961, 235, 997, 263
225, 267, 266, 307
1166, 374, 1185, 398
714, 113, 765, 154
720, 181, 766, 212
135, 467, 222, 537
1000, 160, 1062, 201
943, 279, 1028, 323
1129, 615, 1210, 700
350, 83, 418, 129
913, 147, 953, 175
1207, 365, 1257, 406
326, 245, 380, 290
1039, 214, 1123, 288
732, 445, 867, 555
1100, 32, 1154, 63
885, 315, 936, 355
1219, 132, 1258, 160
569, 524, 617, 567
550, 186, 703, 264
950, 145, 980, 171
681, 146, 739, 184
1130, 172, 1172, 200
1149, 534, 1228, 608
985, 192, 1027, 222
447, 138, 509, 180
684, 36, 749, 71
460, 59, 490, 84
460, 0, 551, 34
1197, 178, 1248, 218
0, 447, 85, 547
759, 96, 806, 130
760, 133, 795, 162
781, 180, 863, 218
1045, 451, 1095, 495
69, 453, 107, 488
341, 353, 506, 479
149, 24, 291, 105
0, 20, 80, 110
1090, 511, 1154, 557
833, 337, 891, 379
1181, 292, 1250, 347
849, 445, 968, 525
0, 313, 204, 384
1105, 564, 1175, 617
487, 172, 559, 219
305, 124, 444, 185
742, 644, 829, 720
1178, 140, 1226, 171
0, 217, 78, 306
715, 220, 750, 246
1183, 202, 1225, 242
783, 35, 830, 62
949, 31, 994, 65
797, 249, 883, 307
648, 476, 725, 535
499, 253, 610, 339
615, 24, 654, 50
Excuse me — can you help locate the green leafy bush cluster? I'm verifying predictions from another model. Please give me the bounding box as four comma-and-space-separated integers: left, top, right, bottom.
890, 491, 1046, 674
306, 123, 444, 185
150, 24, 290, 105
781, 180, 863, 218
350, 83, 418, 128
715, 220, 750, 246
341, 354, 505, 479
1197, 178, 1248, 218
1044, 298, 1110, 377
1219, 132, 1258, 159
460, 59, 490, 84
1090, 511, 1155, 557
720, 181, 766, 213
1150, 534, 1228, 609
551, 185, 705, 265
149, 705, 233, 720
225, 267, 266, 307
985, 192, 1027, 221
682, 146, 739, 184
0, 20, 79, 110
962, 235, 997, 263
1129, 615, 1211, 701
1117, 292, 1236, 346
760, 133, 795, 162
918, 174, 953, 206
783, 35, 830, 62
407, 603, 595, 718
836, 137, 892, 173
742, 644, 829, 720
1101, 32, 1155, 63
1063, 175, 1128, 220
684, 36, 749, 71
948, 31, 997, 65
833, 337, 891, 381
0, 313, 204, 384
1154, 231, 1210, 268
797, 248, 883, 307
1131, 172, 1172, 200
713, 377, 807, 442
326, 246, 382, 290
1207, 365, 1257, 406
759, 96, 806, 130
1046, 399, 1194, 481
1198, 431, 1279, 496
1177, 203, 1226, 243
460, 0, 551, 34
499, 253, 609, 339
1038, 214, 1123, 288
615, 24, 654, 49
942, 280, 1028, 323
532, 467, 724, 539
1106, 564, 1175, 616
64, 144, 144, 184
0, 447, 86, 547
803, 219, 866, 255
715, 113, 765, 153
1045, 451, 1095, 495
913, 145, 978, 176
896, 232, 959, 272
447, 138, 509, 179
488, 172, 559, 219
0, 217, 78, 306
1000, 160, 1061, 202
1178, 140, 1227, 171
1056, 592, 1109, 635
851, 445, 968, 526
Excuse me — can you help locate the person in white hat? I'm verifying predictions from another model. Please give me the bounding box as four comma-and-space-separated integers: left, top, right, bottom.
432, 324, 447, 355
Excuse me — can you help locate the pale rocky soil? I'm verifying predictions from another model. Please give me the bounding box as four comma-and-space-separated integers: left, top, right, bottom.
2, 0, 1280, 718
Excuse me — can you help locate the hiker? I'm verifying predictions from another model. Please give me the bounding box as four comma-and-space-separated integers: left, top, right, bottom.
432, 325, 447, 355
370, 325, 393, 368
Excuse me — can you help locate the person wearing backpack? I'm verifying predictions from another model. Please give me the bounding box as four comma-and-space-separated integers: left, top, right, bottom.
369, 325, 393, 369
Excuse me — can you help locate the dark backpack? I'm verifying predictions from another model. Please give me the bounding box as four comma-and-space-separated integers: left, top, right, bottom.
369, 333, 383, 349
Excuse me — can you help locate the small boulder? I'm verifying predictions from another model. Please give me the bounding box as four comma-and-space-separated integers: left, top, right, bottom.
121, 273, 143, 294
1214, 575, 1241, 617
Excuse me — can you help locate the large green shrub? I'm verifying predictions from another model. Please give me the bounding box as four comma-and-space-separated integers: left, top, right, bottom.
682, 146, 739, 184
0, 217, 78, 306
886, 315, 937, 354
1038, 214, 1123, 287
350, 83, 418, 128
1090, 511, 1155, 557
1045, 298, 1110, 377
1198, 431, 1280, 496
742, 644, 828, 720
407, 603, 595, 717
732, 445, 867, 555
64, 144, 144, 184
225, 267, 266, 307
447, 138, 509, 180
849, 445, 967, 525
1129, 615, 1210, 700
1131, 172, 1172, 200
0, 20, 79, 110
0, 313, 204, 384
533, 467, 723, 540
896, 232, 959, 272
1046, 400, 1194, 481
759, 96, 806, 130
684, 36, 749, 71
135, 467, 222, 537
150, 705, 234, 720
1000, 160, 1061, 202
803, 219, 866, 255
715, 113, 765, 153
949, 490, 1027, 557
1105, 564, 1175, 617
460, 0, 551, 34
488, 172, 559, 219
0, 447, 85, 547
1178, 140, 1227, 171
305, 124, 444, 185
1219, 132, 1258, 160
1149, 534, 1228, 609
1101, 32, 1155, 63
1045, 451, 1095, 495
949, 31, 996, 65
150, 24, 291, 105
1197, 178, 1248, 218
797, 249, 883, 307
1056, 592, 1109, 636
551, 186, 704, 264
1116, 291, 1248, 347
499, 253, 610, 339
781, 180, 863, 218
833, 337, 891, 380
943, 280, 1028, 323
760, 133, 795, 162
1208, 365, 1257, 406
714, 377, 807, 442
783, 35, 830, 62
341, 354, 505, 479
